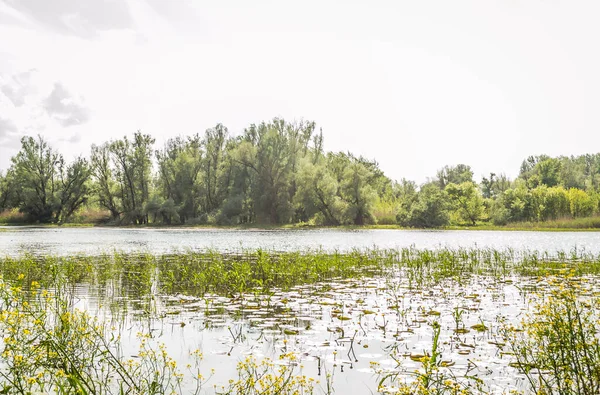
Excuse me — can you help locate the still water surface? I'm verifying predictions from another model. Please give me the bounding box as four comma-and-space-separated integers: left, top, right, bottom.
1, 226, 600, 255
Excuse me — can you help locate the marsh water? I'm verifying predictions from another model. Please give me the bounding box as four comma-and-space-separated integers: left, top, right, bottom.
1, 226, 600, 256
2, 227, 598, 393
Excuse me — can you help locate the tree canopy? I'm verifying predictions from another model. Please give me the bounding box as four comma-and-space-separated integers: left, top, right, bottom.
2, 119, 600, 228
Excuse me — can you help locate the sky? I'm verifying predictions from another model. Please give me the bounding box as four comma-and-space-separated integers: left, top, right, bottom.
0, 0, 599, 184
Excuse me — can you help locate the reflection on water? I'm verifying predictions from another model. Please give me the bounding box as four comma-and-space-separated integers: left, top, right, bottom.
72, 270, 557, 393
2, 227, 600, 256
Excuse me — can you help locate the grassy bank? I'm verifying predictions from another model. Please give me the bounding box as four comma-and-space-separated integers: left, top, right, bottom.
3, 222, 600, 232
4, 207, 600, 231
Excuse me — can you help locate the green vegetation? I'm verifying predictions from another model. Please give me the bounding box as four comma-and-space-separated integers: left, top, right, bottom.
3, 120, 600, 228
1, 248, 600, 393
505, 276, 600, 395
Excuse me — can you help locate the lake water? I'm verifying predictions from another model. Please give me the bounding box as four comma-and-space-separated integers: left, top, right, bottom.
1, 227, 596, 393
1, 226, 600, 256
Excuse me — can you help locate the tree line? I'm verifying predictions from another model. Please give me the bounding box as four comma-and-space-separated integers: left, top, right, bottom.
1, 118, 600, 227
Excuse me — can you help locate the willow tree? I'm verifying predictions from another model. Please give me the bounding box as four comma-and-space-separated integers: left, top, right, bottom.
54, 156, 91, 223
201, 124, 230, 214
10, 136, 60, 222
90, 143, 120, 220
294, 158, 345, 225
108, 131, 155, 224
340, 159, 378, 225
9, 135, 90, 223
155, 134, 203, 223
232, 119, 314, 224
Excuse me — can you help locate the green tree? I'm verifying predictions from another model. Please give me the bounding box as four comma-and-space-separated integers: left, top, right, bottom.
531, 158, 562, 188
90, 143, 121, 220
393, 179, 418, 225
202, 124, 230, 214
155, 135, 203, 223
559, 158, 586, 189
492, 183, 533, 223
233, 119, 314, 224
109, 132, 155, 224
481, 173, 496, 199
543, 186, 570, 220
54, 156, 91, 223
568, 188, 594, 218
0, 171, 16, 210
445, 181, 484, 225
10, 136, 60, 222
294, 159, 345, 225
402, 183, 449, 228
436, 164, 473, 188
340, 160, 377, 225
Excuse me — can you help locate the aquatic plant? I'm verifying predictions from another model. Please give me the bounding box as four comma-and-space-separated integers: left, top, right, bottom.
0, 275, 208, 394
504, 275, 600, 395
1, 248, 600, 394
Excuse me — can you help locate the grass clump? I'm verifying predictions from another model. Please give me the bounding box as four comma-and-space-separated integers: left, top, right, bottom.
504, 275, 600, 395
0, 275, 208, 395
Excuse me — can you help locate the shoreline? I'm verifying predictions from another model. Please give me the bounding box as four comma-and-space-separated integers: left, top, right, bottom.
2, 222, 600, 232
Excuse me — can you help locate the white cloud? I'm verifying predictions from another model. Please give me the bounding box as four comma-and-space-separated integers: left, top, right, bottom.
1, 0, 133, 38
42, 82, 90, 127
0, 68, 37, 106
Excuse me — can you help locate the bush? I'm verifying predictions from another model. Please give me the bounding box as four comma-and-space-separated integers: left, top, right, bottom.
0, 209, 27, 224
490, 204, 510, 226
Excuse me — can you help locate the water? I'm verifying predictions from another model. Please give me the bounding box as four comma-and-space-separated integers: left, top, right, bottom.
1, 226, 600, 256
1, 227, 597, 393
74, 271, 551, 394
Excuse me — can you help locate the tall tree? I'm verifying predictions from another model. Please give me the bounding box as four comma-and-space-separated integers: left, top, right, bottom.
11, 136, 60, 222
109, 132, 155, 224
294, 159, 345, 225
155, 134, 203, 223
0, 171, 15, 210
340, 160, 377, 225
55, 157, 91, 223
90, 143, 121, 220
202, 124, 229, 214
445, 181, 484, 225
233, 120, 300, 223
403, 183, 449, 228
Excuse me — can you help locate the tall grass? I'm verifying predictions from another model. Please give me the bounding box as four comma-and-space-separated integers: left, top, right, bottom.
4, 247, 600, 297
505, 216, 600, 229
0, 209, 27, 224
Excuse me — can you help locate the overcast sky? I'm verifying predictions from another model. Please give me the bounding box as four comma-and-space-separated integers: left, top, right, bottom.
0, 0, 599, 183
